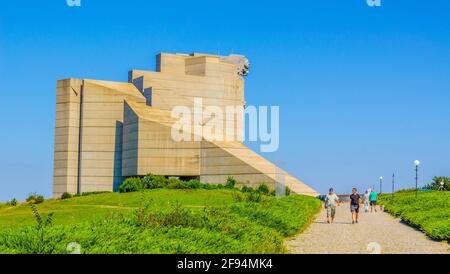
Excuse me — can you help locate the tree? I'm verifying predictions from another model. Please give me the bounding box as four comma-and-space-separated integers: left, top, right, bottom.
426, 176, 450, 191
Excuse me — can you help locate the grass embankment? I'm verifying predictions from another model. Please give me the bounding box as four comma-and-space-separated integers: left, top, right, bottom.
0, 189, 321, 254
379, 191, 450, 241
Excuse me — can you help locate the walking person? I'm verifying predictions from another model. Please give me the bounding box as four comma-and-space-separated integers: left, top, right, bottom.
439, 181, 445, 191
324, 188, 340, 224
369, 189, 378, 212
350, 188, 360, 224
363, 190, 370, 212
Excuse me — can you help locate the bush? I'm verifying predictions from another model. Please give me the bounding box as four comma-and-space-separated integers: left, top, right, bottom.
6, 199, 18, 207
0, 205, 62, 254
230, 195, 321, 236
425, 176, 450, 191
143, 174, 169, 189
60, 192, 73, 200
241, 184, 276, 196
241, 186, 254, 193
380, 191, 450, 241
201, 183, 223, 190
118, 175, 288, 198
257, 184, 270, 195
225, 177, 237, 189
167, 178, 188, 189
75, 191, 111, 197
246, 191, 262, 202
185, 179, 202, 189
142, 174, 154, 189
232, 191, 264, 203
119, 178, 145, 193
286, 187, 291, 196
26, 193, 45, 205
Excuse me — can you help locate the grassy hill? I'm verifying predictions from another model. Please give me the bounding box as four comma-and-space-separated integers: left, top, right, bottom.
0, 189, 321, 254
379, 191, 450, 241
0, 189, 235, 228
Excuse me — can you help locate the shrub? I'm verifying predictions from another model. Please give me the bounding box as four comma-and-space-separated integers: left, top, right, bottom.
257, 184, 270, 195
267, 187, 291, 197
155, 203, 201, 228
241, 186, 254, 193
26, 193, 45, 205
6, 199, 18, 207
242, 184, 276, 196
185, 179, 202, 189
60, 192, 73, 200
17, 205, 61, 254
232, 191, 263, 203
143, 174, 168, 189
119, 178, 145, 193
380, 191, 450, 241
118, 175, 288, 198
152, 176, 169, 188
230, 195, 321, 237
225, 177, 237, 189
72, 191, 111, 198
83, 191, 110, 197
246, 191, 262, 202
286, 187, 291, 196
231, 191, 244, 202
167, 178, 188, 189
201, 183, 223, 190
425, 176, 450, 191
142, 174, 155, 189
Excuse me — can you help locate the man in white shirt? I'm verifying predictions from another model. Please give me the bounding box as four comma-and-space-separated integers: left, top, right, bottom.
324, 188, 340, 224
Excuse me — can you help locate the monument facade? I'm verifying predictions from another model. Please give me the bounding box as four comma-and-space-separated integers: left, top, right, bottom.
53, 53, 318, 198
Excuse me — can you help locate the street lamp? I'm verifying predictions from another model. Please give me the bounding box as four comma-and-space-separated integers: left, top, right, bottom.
392, 173, 395, 198
414, 160, 420, 198
379, 176, 383, 195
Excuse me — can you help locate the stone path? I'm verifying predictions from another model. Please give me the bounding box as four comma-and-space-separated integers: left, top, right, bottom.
286, 203, 449, 254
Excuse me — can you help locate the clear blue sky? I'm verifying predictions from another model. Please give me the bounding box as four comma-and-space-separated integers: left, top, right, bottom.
1, 0, 449, 201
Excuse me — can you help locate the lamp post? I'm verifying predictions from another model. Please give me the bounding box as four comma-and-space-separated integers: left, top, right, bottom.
379, 176, 383, 195
414, 160, 420, 198
392, 173, 395, 198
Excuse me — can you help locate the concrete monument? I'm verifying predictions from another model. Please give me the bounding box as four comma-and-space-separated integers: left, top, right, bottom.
53, 53, 318, 197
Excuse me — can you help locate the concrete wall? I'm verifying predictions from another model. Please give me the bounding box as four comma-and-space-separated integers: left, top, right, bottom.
53, 79, 146, 197
53, 79, 82, 197
123, 101, 200, 177
53, 53, 319, 198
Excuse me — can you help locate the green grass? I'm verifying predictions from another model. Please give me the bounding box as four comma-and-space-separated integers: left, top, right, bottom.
379, 191, 450, 241
0, 189, 234, 228
0, 189, 321, 254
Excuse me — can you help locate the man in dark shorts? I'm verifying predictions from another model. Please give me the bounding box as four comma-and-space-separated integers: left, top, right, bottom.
369, 190, 378, 212
349, 188, 361, 224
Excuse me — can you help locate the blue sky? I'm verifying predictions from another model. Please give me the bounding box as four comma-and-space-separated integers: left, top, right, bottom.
1, 0, 449, 201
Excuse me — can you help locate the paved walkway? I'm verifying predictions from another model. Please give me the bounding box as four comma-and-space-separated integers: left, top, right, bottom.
286, 203, 449, 254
